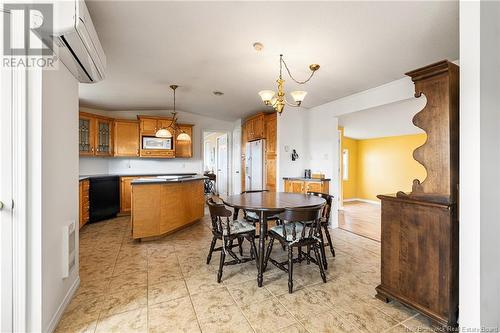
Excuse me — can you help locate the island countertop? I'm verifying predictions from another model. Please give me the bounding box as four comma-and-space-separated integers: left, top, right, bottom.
130, 176, 205, 240
282, 177, 331, 182
131, 175, 207, 185
79, 172, 197, 181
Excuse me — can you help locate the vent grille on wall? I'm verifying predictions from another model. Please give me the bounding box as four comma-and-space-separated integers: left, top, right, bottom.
62, 221, 76, 278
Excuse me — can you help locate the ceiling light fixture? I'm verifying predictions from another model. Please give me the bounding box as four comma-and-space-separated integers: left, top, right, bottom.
258, 54, 319, 114
155, 85, 191, 141
253, 42, 264, 51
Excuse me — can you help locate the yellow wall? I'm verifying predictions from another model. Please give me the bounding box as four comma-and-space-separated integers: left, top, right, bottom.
342, 137, 358, 199
341, 133, 427, 201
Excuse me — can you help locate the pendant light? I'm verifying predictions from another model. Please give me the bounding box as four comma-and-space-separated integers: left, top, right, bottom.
155, 85, 191, 141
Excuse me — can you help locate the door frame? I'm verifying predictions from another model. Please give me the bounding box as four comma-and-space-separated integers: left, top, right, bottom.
216, 134, 229, 196
1, 7, 28, 331
202, 129, 232, 195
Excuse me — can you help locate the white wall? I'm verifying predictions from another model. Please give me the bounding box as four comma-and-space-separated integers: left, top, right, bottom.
79, 107, 236, 177
26, 63, 80, 331
232, 119, 242, 195
460, 1, 500, 329
304, 108, 340, 227
338, 98, 426, 139
79, 157, 108, 175
276, 107, 308, 191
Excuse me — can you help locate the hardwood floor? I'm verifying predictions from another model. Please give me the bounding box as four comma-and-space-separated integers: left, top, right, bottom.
339, 200, 381, 242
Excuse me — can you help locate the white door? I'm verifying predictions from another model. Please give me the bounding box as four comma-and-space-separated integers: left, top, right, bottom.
216, 135, 228, 196
0, 16, 14, 330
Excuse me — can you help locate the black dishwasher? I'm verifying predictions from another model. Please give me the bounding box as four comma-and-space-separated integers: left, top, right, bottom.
89, 176, 120, 223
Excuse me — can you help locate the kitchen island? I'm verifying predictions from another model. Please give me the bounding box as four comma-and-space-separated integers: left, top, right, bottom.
130, 175, 206, 240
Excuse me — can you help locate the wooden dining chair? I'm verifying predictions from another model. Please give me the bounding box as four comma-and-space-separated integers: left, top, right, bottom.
307, 191, 335, 269
206, 198, 258, 283
264, 204, 327, 293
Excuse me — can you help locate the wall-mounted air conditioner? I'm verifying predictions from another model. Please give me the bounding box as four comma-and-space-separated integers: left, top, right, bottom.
42, 0, 106, 83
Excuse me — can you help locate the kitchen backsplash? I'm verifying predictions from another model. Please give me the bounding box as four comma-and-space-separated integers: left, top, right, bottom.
79, 157, 203, 175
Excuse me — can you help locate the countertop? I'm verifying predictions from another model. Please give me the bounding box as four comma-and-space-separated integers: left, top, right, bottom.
282, 177, 331, 182
131, 175, 208, 185
79, 173, 197, 181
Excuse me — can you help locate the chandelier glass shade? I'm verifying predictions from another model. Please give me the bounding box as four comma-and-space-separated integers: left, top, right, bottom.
258, 54, 319, 114
155, 128, 172, 138
155, 85, 191, 141
176, 132, 191, 141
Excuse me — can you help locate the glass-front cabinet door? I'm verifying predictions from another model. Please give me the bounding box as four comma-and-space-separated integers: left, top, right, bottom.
95, 118, 113, 156
79, 115, 95, 156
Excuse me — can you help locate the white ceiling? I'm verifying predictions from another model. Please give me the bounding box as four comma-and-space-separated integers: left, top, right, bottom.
81, 1, 458, 120
339, 97, 426, 139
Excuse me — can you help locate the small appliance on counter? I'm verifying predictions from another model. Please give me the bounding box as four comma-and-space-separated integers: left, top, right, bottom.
304, 169, 312, 179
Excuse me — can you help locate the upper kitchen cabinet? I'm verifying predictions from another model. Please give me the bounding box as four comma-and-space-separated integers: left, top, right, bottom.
79, 112, 114, 157
79, 112, 193, 159
114, 119, 140, 157
246, 113, 265, 141
140, 118, 158, 136
95, 118, 113, 156
175, 125, 193, 158
79, 113, 96, 156
138, 116, 176, 158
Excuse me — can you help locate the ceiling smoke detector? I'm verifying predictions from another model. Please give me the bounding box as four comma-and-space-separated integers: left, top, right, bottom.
253, 42, 264, 51
213, 91, 224, 96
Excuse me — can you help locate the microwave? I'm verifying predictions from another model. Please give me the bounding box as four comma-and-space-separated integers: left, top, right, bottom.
142, 137, 173, 150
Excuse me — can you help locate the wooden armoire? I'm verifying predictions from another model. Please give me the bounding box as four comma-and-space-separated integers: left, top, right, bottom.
376, 61, 459, 328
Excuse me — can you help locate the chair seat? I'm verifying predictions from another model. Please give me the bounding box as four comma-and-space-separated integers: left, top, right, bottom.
270, 222, 305, 242
224, 219, 255, 236
246, 211, 280, 221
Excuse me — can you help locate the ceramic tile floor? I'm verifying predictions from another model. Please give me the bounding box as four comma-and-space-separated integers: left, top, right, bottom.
56, 212, 436, 333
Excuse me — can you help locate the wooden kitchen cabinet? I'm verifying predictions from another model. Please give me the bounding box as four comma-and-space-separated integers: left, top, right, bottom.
284, 179, 330, 194
79, 113, 96, 156
114, 120, 139, 157
265, 113, 277, 192
79, 112, 194, 159
246, 113, 265, 141
175, 125, 193, 158
95, 118, 113, 156
138, 116, 175, 158
79, 179, 89, 228
79, 112, 114, 157
140, 118, 159, 136
120, 176, 137, 213
241, 112, 276, 192
285, 180, 305, 193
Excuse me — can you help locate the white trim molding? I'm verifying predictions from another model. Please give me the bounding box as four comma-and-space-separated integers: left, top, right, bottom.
45, 277, 80, 333
342, 198, 381, 206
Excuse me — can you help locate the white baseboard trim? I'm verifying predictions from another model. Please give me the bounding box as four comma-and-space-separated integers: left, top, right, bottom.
343, 198, 381, 205
46, 276, 80, 333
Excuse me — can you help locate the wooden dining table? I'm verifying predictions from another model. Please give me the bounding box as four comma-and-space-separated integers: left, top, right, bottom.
222, 191, 326, 287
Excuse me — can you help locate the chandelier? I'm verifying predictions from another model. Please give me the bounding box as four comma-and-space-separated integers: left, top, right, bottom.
258, 54, 320, 114
155, 85, 191, 141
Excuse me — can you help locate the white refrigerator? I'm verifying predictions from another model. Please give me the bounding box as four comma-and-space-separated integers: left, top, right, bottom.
245, 139, 266, 191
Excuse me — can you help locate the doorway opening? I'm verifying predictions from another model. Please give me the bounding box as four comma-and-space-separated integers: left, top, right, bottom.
203, 131, 229, 196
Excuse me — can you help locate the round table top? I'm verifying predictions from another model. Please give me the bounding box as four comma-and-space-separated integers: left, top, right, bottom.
222, 192, 326, 212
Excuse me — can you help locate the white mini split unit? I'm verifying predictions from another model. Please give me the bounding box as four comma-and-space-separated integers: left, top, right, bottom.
41, 0, 106, 83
